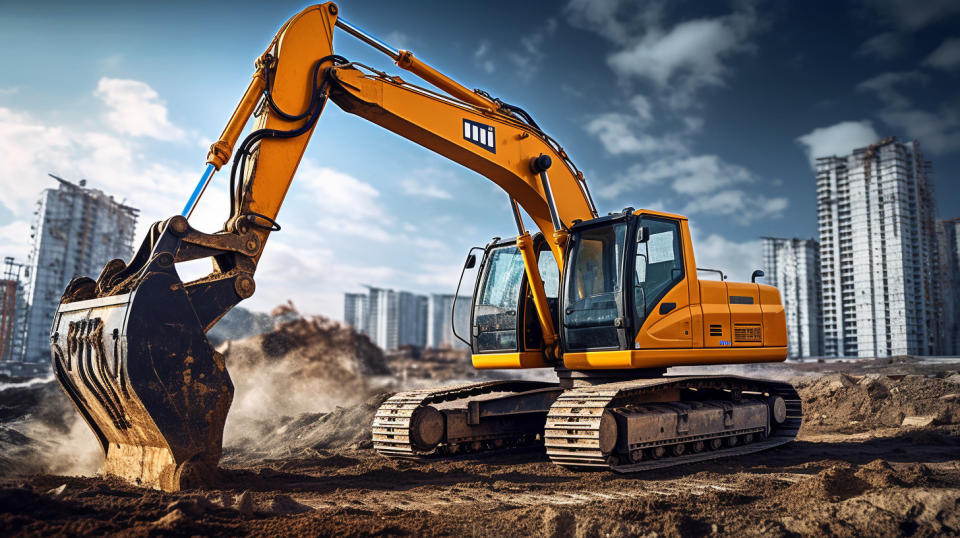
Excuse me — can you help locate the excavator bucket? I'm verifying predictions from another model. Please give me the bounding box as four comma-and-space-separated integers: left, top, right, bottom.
50, 218, 235, 491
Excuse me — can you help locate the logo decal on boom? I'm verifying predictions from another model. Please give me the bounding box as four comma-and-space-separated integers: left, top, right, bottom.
463, 119, 495, 153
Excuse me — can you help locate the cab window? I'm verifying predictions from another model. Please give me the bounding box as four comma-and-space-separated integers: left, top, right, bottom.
634, 217, 683, 324
473, 245, 525, 351
563, 222, 627, 350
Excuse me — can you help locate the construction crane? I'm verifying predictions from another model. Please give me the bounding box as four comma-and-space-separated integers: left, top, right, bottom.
50, 3, 801, 492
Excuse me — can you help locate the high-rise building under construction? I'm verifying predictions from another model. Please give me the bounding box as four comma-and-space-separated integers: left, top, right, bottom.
816, 138, 941, 357
0, 257, 28, 367
761, 237, 823, 358
19, 176, 138, 369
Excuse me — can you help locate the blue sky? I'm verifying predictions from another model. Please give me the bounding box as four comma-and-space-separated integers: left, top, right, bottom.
1, 0, 958, 317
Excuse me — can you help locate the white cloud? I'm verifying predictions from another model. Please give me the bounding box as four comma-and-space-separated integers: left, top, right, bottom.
297, 163, 392, 242
400, 179, 452, 199
94, 78, 185, 141
0, 220, 32, 261
630, 95, 653, 121
608, 17, 750, 87
860, 0, 960, 31
689, 225, 763, 283
585, 112, 685, 155
507, 18, 558, 81
877, 107, 960, 154
857, 71, 927, 108
855, 71, 960, 154
681, 190, 788, 225
599, 155, 753, 198
384, 31, 411, 50
0, 106, 198, 223
924, 37, 960, 71
567, 1, 761, 108
796, 121, 880, 167
597, 154, 788, 224
856, 32, 904, 60
474, 41, 495, 74
565, 0, 663, 46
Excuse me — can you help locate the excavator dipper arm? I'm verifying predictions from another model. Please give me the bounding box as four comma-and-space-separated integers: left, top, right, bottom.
49, 2, 597, 491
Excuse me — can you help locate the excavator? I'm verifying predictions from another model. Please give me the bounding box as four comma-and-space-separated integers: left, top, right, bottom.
50, 3, 801, 491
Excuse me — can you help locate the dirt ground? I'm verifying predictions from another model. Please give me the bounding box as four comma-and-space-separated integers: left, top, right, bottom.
2, 319, 959, 536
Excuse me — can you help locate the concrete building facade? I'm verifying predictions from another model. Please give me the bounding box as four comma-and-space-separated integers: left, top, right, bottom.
343, 292, 367, 334
427, 293, 470, 349
20, 177, 138, 368
0, 258, 28, 367
938, 217, 960, 356
344, 288, 466, 351
762, 237, 823, 358
816, 138, 941, 357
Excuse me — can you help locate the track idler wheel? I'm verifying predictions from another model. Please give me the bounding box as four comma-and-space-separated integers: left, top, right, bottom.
597, 411, 618, 456
409, 405, 444, 452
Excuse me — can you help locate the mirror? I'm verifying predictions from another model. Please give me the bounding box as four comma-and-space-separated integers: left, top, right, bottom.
636, 226, 650, 243
751, 269, 765, 283
464, 253, 477, 269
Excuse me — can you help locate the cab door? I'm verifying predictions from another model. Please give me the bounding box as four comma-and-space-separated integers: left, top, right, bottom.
632, 216, 693, 349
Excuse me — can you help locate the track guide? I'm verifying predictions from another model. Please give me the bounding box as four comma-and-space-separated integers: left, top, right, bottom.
372, 380, 555, 459
544, 376, 802, 472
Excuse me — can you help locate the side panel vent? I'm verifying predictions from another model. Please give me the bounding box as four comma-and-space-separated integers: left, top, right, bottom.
734, 324, 762, 342
709, 324, 723, 337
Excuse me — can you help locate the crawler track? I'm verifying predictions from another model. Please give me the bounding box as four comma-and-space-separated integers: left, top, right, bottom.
372, 380, 554, 458
544, 376, 801, 472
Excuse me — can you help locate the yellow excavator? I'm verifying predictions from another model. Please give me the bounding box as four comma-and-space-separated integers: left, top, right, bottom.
50, 3, 800, 491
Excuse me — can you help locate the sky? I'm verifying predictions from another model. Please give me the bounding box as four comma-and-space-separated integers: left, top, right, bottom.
1, 0, 958, 318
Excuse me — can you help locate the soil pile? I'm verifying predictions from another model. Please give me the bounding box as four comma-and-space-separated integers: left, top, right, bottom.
797, 372, 960, 433
222, 392, 391, 464
220, 310, 391, 450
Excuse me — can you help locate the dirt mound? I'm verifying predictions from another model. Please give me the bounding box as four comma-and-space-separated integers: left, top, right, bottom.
220, 311, 391, 450
797, 372, 960, 433
785, 463, 870, 500
222, 392, 391, 465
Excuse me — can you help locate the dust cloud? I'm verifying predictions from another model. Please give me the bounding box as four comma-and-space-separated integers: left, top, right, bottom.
0, 307, 390, 480
0, 377, 100, 478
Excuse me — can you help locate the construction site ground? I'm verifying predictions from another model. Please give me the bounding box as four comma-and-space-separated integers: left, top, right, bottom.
2, 318, 959, 536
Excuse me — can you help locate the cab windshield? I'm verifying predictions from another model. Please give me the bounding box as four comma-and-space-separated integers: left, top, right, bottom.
563, 222, 627, 350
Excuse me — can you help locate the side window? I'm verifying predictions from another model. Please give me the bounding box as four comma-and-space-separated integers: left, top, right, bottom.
634, 218, 683, 323
537, 250, 559, 299
474, 246, 525, 352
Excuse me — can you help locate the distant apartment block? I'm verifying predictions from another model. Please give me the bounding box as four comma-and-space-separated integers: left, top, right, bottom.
938, 217, 960, 356
0, 257, 28, 366
427, 293, 470, 350
343, 288, 467, 350
761, 237, 823, 358
343, 292, 367, 334
20, 176, 138, 369
816, 138, 941, 357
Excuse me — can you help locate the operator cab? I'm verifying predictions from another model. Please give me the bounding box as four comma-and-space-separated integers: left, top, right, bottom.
467, 233, 559, 363
464, 210, 689, 367
562, 210, 686, 352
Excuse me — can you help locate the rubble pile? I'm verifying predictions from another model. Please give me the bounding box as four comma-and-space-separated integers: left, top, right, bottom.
797, 372, 960, 433
219, 308, 392, 450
